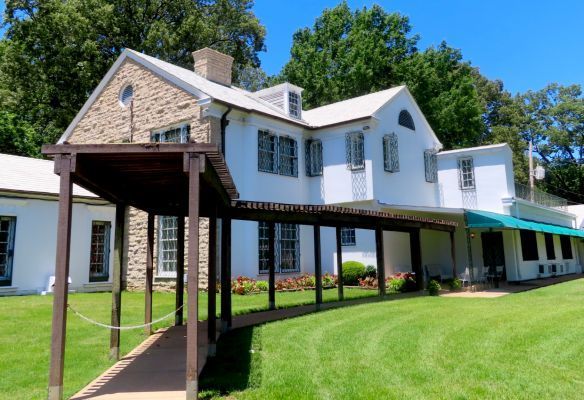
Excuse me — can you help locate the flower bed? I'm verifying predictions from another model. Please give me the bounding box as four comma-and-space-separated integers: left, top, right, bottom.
358, 272, 417, 293
230, 273, 338, 295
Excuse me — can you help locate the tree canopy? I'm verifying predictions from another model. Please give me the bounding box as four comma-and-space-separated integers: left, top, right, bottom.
0, 0, 265, 155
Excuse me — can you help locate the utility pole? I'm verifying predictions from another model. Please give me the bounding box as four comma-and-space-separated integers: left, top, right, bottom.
529, 140, 534, 202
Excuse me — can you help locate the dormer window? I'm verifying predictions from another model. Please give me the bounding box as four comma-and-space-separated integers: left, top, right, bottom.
288, 91, 301, 119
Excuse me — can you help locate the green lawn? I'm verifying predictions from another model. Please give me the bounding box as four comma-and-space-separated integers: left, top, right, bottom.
0, 287, 374, 399
200, 279, 584, 399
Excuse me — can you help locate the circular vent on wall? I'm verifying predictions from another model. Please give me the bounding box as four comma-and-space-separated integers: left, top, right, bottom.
119, 84, 134, 107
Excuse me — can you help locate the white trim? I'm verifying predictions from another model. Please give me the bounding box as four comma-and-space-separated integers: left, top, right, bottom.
438, 143, 511, 157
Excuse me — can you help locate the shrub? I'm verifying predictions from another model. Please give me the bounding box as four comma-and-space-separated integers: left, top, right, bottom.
256, 280, 268, 292
322, 273, 337, 288
358, 276, 378, 288
448, 278, 462, 291
342, 261, 366, 285
388, 277, 406, 293
427, 279, 441, 296
364, 265, 377, 278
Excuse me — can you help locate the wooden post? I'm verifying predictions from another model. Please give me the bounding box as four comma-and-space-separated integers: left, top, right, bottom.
144, 213, 154, 335
268, 222, 276, 310
375, 226, 386, 296
336, 227, 344, 301
220, 216, 232, 332
48, 155, 74, 400
450, 230, 457, 280
185, 154, 201, 400
207, 213, 217, 356
314, 225, 323, 309
109, 203, 125, 360
175, 217, 185, 326
410, 228, 423, 290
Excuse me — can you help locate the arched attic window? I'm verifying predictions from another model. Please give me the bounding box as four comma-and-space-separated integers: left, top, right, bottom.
398, 110, 415, 131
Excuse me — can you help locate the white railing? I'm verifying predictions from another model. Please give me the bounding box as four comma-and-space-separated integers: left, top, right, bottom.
514, 182, 568, 211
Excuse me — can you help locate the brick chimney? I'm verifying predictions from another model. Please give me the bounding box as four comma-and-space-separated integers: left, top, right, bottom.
192, 48, 234, 86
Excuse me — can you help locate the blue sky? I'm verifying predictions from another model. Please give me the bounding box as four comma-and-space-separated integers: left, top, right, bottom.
253, 0, 584, 95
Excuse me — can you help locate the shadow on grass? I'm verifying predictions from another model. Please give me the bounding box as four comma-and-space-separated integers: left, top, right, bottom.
199, 326, 260, 399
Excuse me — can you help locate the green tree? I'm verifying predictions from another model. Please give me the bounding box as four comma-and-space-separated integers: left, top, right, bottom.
279, 1, 418, 109
0, 111, 38, 156
0, 0, 266, 155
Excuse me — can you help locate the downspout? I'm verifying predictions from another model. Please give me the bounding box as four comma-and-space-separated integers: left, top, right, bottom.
220, 107, 232, 156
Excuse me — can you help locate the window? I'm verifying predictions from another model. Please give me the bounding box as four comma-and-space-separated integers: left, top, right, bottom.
398, 110, 415, 130
158, 216, 178, 277
383, 133, 399, 173
560, 236, 573, 259
341, 227, 356, 246
346, 132, 365, 170
279, 136, 298, 177
120, 84, 134, 107
151, 124, 190, 143
258, 130, 278, 174
288, 91, 301, 119
520, 230, 539, 261
0, 216, 16, 286
305, 139, 323, 176
544, 233, 556, 260
458, 157, 475, 189
424, 149, 438, 183
258, 222, 300, 273
89, 221, 111, 282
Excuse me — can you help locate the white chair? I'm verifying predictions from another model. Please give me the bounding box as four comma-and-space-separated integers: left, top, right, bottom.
457, 267, 471, 287
495, 265, 504, 279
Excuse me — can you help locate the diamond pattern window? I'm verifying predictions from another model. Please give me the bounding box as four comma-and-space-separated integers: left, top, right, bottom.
89, 221, 111, 282
424, 149, 438, 183
383, 133, 399, 173
258, 130, 278, 174
346, 132, 365, 170
279, 136, 298, 177
258, 222, 300, 273
0, 216, 16, 286
305, 139, 323, 176
398, 110, 415, 130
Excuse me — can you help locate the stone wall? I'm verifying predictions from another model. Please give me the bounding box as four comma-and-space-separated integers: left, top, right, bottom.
68, 58, 221, 290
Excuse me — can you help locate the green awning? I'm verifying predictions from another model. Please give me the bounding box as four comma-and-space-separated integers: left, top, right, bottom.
466, 210, 584, 238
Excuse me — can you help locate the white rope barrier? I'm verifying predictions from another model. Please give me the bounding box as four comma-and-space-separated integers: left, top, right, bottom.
67, 304, 184, 330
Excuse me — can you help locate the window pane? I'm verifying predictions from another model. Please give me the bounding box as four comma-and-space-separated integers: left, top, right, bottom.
258, 222, 270, 273
346, 132, 365, 170
306, 139, 323, 176
0, 216, 15, 281
151, 124, 191, 144
258, 130, 278, 173
383, 134, 399, 173
288, 91, 301, 118
424, 150, 438, 183
279, 136, 298, 177
279, 223, 300, 272
458, 158, 475, 189
560, 236, 573, 259
520, 230, 539, 261
89, 221, 110, 281
158, 216, 178, 277
544, 233, 555, 260
341, 227, 356, 246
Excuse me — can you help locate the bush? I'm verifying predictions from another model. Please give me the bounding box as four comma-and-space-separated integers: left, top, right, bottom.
364, 265, 377, 278
388, 278, 406, 293
342, 261, 366, 285
427, 279, 441, 296
256, 280, 268, 292
448, 278, 462, 291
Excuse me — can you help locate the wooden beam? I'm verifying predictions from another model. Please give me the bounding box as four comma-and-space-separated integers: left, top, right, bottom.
207, 212, 217, 356
144, 213, 154, 335
175, 217, 185, 326
220, 216, 232, 332
48, 156, 74, 400
268, 222, 276, 310
185, 154, 201, 400
314, 225, 323, 309
42, 142, 221, 155
450, 231, 457, 280
410, 228, 424, 290
109, 203, 125, 361
335, 227, 344, 301
375, 226, 386, 296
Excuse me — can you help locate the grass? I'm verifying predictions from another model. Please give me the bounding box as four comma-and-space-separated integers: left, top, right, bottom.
200, 279, 584, 399
0, 287, 373, 399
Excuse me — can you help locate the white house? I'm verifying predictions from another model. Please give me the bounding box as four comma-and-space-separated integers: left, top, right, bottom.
56, 47, 584, 288
0, 153, 115, 295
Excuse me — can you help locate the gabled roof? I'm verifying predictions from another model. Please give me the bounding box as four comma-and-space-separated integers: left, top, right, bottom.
302, 86, 404, 127
0, 153, 98, 198
60, 49, 439, 143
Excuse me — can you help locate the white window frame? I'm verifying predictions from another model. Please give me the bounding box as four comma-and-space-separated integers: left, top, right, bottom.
89, 221, 111, 282
288, 91, 301, 119
305, 139, 323, 176
151, 123, 190, 143
346, 132, 365, 171
0, 216, 16, 286
157, 216, 178, 278
258, 130, 279, 174
340, 227, 356, 246
258, 222, 300, 274
458, 157, 475, 190
383, 133, 399, 173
